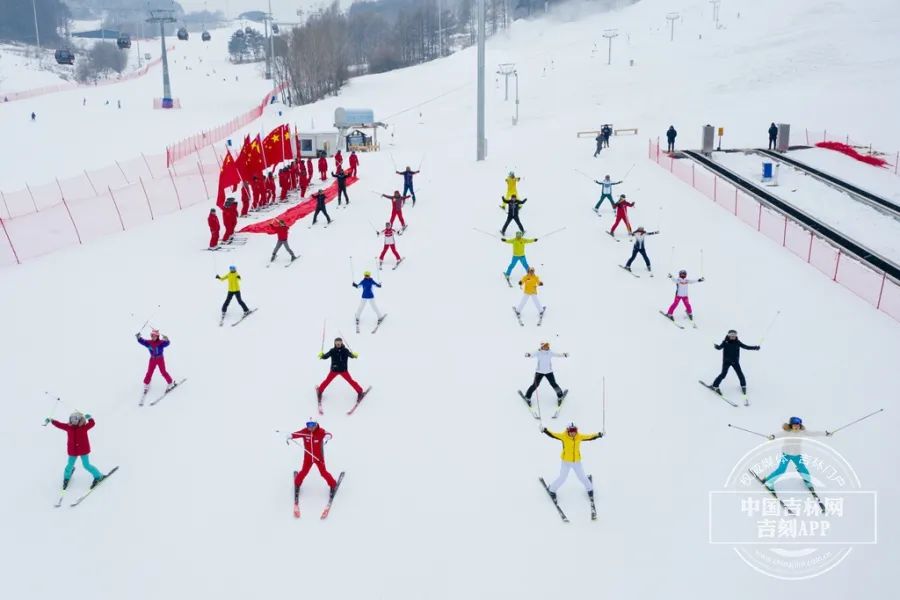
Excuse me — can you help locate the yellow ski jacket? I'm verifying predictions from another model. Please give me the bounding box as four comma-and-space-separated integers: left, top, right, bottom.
504, 237, 535, 257
544, 429, 602, 462
217, 271, 241, 292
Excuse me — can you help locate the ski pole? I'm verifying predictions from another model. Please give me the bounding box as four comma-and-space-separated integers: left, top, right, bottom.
828, 408, 884, 435
275, 431, 322, 463
320, 319, 327, 354
759, 310, 781, 344
537, 226, 567, 239
389, 153, 397, 171
42, 392, 61, 426
700, 248, 704, 278
669, 246, 675, 274
602, 376, 606, 435
417, 153, 425, 171
573, 169, 593, 181
622, 162, 636, 180
349, 256, 355, 283
727, 424, 769, 439
368, 219, 379, 234
535, 389, 543, 430
472, 227, 501, 240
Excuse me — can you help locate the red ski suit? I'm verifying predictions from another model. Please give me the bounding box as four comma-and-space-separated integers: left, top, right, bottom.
610, 199, 635, 234
222, 203, 238, 241
240, 185, 251, 216
265, 176, 276, 204
379, 225, 400, 260
251, 178, 264, 209
317, 156, 328, 181
290, 426, 337, 488
278, 170, 289, 200
334, 151, 343, 170
207, 212, 220, 248
306, 159, 313, 180
51, 419, 95, 456
348, 153, 359, 177
383, 193, 409, 227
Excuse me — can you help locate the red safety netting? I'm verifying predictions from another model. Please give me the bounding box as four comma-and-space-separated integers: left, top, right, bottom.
239, 178, 357, 234
647, 138, 900, 324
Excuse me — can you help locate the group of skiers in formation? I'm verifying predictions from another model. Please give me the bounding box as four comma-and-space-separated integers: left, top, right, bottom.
45, 124, 875, 520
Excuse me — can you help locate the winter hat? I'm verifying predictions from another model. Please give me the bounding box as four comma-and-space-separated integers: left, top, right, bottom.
68, 411, 85, 426
228, 265, 236, 272
150, 329, 160, 337
566, 423, 578, 434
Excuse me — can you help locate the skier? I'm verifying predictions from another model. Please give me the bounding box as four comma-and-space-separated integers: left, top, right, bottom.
45, 412, 106, 490
298, 161, 309, 197
265, 172, 276, 205
270, 218, 298, 262
382, 191, 410, 229
31, 112, 36, 121
306, 158, 313, 182
332, 168, 350, 205
664, 270, 704, 321
311, 190, 331, 226
709, 330, 760, 394
593, 175, 621, 213
239, 182, 251, 216
593, 132, 603, 157
396, 166, 420, 205
623, 227, 659, 273
501, 194, 527, 235
522, 341, 568, 403
601, 124, 612, 147
377, 222, 402, 268
222, 198, 238, 243
317, 337, 365, 401
334, 150, 343, 170
251, 175, 264, 210
216, 265, 251, 318
207, 208, 220, 249
768, 122, 778, 150
278, 168, 289, 202
760, 417, 831, 491
542, 423, 603, 499
516, 267, 545, 319
666, 125, 677, 152
317, 155, 328, 181
505, 172, 521, 199
502, 231, 537, 280
353, 271, 385, 327
136, 329, 176, 393
609, 194, 635, 235
348, 150, 359, 177
286, 419, 338, 492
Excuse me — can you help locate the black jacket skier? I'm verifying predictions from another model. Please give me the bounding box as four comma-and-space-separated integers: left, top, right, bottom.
501, 195, 527, 235
320, 343, 355, 372
666, 126, 677, 152
332, 170, 350, 204
312, 190, 331, 224
711, 331, 760, 391
768, 123, 778, 149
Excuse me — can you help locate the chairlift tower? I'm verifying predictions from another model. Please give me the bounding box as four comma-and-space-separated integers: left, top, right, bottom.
666, 12, 680, 42
147, 9, 177, 108
602, 29, 618, 65
476, 0, 486, 160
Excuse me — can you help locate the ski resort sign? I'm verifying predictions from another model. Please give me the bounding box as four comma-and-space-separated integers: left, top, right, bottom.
709, 439, 876, 579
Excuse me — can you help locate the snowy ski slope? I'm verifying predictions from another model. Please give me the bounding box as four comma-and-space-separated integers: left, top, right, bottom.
2, 1, 899, 599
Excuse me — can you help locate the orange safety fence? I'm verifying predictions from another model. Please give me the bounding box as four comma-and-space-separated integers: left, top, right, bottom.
648, 138, 900, 324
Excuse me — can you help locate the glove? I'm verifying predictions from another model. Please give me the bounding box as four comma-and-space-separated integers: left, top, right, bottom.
501, 238, 507, 242
768, 435, 776, 440
699, 277, 706, 282
534, 238, 538, 241
84, 414, 92, 420
285, 433, 293, 445
563, 353, 569, 357
755, 345, 761, 350
541, 427, 549, 433
318, 352, 324, 359
351, 352, 359, 358
214, 275, 220, 280
352, 283, 358, 288
596, 432, 604, 438
43, 417, 51, 425
135, 332, 140, 338
825, 431, 833, 437
524, 353, 532, 357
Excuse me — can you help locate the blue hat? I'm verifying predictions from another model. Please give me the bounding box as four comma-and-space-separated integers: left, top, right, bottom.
789, 416, 803, 425
228, 265, 236, 271
306, 420, 318, 428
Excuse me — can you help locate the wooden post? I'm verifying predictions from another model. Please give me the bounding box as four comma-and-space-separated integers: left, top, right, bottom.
833, 250, 841, 281
61, 197, 83, 244
0, 217, 20, 264
108, 186, 126, 231
139, 177, 155, 220
25, 183, 38, 213
876, 274, 887, 310
169, 169, 183, 210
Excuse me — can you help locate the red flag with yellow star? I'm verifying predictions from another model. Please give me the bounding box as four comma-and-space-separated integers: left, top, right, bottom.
216, 149, 241, 208
235, 135, 253, 182
262, 124, 287, 167
248, 134, 265, 175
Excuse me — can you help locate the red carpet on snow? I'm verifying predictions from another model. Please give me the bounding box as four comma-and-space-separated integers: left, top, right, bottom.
238, 176, 358, 235
815, 141, 889, 168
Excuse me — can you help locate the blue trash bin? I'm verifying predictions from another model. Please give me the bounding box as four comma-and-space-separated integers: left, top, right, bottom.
762, 162, 773, 179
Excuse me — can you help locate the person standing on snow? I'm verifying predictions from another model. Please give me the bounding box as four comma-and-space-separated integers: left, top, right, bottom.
396, 166, 420, 205
216, 265, 251, 318
265, 172, 277, 205
516, 267, 545, 318
334, 150, 344, 171
286, 420, 338, 494
663, 269, 704, 322
502, 231, 537, 281
601, 124, 612, 148
521, 341, 568, 404
306, 158, 313, 181
709, 329, 760, 395
542, 423, 602, 500
332, 168, 350, 205
239, 182, 251, 216
317, 155, 328, 181
768, 122, 779, 150
270, 218, 298, 263
222, 198, 238, 243
348, 151, 359, 177
759, 417, 831, 491
311, 190, 331, 226
505, 172, 521, 198
377, 222, 402, 268
382, 190, 410, 230
594, 132, 603, 157
666, 125, 677, 152
136, 329, 176, 394
609, 194, 635, 236
353, 271, 385, 327
593, 175, 622, 213
501, 194, 527, 235
45, 412, 107, 490
207, 208, 220, 249
317, 338, 366, 402
623, 226, 659, 273
251, 175, 264, 210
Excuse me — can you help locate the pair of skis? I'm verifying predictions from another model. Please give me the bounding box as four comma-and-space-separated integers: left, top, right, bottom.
316, 386, 372, 416
55, 466, 119, 508
267, 256, 300, 269
538, 475, 596, 522
308, 220, 335, 229
220, 308, 258, 327
519, 389, 568, 419
356, 315, 387, 334
659, 310, 697, 329
513, 306, 546, 326
699, 380, 748, 407
293, 471, 345, 519
619, 265, 653, 278
140, 378, 187, 407
748, 470, 826, 515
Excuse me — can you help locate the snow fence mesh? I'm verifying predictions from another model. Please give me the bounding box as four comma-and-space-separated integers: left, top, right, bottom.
648, 138, 900, 323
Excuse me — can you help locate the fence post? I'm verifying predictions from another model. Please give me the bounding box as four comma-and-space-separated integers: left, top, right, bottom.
0, 217, 20, 265
141, 153, 154, 179
734, 188, 738, 216
0, 190, 10, 220
833, 250, 841, 281
84, 170, 99, 195
757, 202, 762, 231
713, 176, 717, 202
25, 183, 38, 213
692, 163, 695, 187
876, 274, 887, 309
169, 169, 183, 210
805, 129, 809, 145
199, 163, 212, 199
139, 177, 155, 220
107, 186, 126, 231
60, 197, 83, 244
115, 160, 129, 184
782, 216, 788, 246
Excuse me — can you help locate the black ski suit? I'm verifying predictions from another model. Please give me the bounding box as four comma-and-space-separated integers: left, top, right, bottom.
312, 191, 331, 224
625, 231, 658, 269
666, 127, 677, 152
501, 197, 527, 235
768, 124, 778, 150
322, 346, 354, 372
332, 172, 350, 204
711, 337, 760, 388
594, 134, 603, 157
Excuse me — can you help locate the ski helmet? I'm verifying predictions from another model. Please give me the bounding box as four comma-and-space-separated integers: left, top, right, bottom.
515, 231, 523, 238
679, 269, 687, 277
508, 171, 515, 177
604, 175, 610, 180
150, 329, 160, 337
727, 329, 737, 336
635, 226, 646, 234
306, 419, 318, 429
364, 270, 372, 277
228, 265, 236, 272
68, 411, 85, 426
789, 416, 803, 426
540, 341, 550, 350
566, 422, 578, 434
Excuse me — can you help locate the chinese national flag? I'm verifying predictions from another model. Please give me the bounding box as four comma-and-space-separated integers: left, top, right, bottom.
235, 135, 253, 181
282, 124, 294, 161
216, 149, 241, 207
262, 124, 286, 167
248, 134, 265, 174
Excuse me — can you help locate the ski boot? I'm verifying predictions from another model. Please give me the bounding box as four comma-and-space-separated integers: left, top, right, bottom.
90, 475, 105, 489
378, 260, 384, 270
62, 477, 71, 490
142, 383, 150, 395
548, 490, 557, 501
623, 265, 631, 272
588, 490, 594, 498
165, 380, 177, 392
270, 254, 276, 263
741, 386, 747, 394
687, 313, 694, 321
711, 386, 722, 395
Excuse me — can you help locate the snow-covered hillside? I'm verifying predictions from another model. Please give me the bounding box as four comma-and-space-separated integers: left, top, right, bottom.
2, 0, 899, 599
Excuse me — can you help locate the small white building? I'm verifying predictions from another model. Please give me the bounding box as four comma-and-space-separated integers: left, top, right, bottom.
296, 130, 339, 158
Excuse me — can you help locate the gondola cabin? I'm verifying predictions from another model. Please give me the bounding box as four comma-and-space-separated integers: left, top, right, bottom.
177, 28, 189, 41
116, 34, 131, 49
54, 49, 75, 65
201, 30, 211, 42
